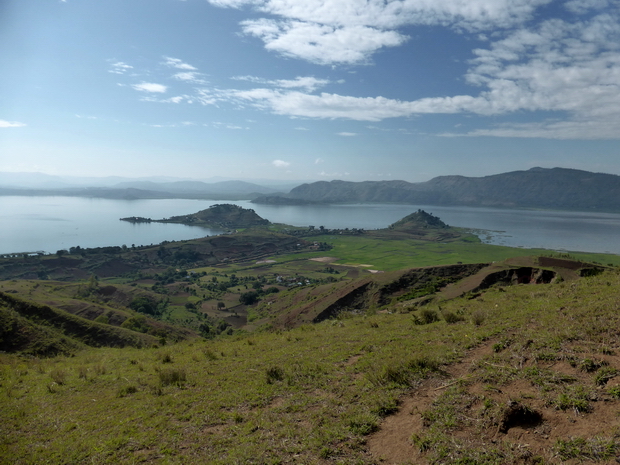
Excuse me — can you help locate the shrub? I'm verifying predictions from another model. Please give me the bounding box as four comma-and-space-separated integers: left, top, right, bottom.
265, 366, 285, 384
471, 310, 486, 326
442, 311, 464, 324
413, 309, 439, 325
159, 368, 186, 387
117, 385, 138, 398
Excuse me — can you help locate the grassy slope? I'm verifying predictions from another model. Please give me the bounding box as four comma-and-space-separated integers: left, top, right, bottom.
3, 270, 620, 463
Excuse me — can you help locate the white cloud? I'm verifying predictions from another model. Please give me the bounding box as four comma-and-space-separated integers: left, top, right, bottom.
128, 5, 620, 140
241, 19, 407, 65
163, 56, 197, 70
173, 72, 207, 84
337, 132, 357, 136
164, 96, 187, 104
272, 159, 291, 167
229, 88, 479, 121
109, 61, 133, 75
132, 82, 168, 93
233, 75, 330, 91
565, 0, 610, 14
315, 157, 324, 164
0, 120, 26, 128
208, 0, 554, 65
216, 9, 620, 138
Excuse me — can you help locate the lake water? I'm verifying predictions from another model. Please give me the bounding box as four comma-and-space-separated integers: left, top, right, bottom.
1, 196, 620, 255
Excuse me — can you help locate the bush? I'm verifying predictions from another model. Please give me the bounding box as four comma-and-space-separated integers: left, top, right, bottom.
413, 309, 439, 325
159, 368, 186, 386
117, 385, 138, 398
442, 311, 463, 324
265, 366, 285, 384
471, 310, 486, 326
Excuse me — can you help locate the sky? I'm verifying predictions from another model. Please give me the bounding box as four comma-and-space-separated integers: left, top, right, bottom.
1, 0, 620, 183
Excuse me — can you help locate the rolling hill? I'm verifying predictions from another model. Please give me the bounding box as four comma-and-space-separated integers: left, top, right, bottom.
253, 167, 620, 211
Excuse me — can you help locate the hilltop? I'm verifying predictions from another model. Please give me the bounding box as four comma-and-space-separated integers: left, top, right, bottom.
389, 209, 449, 231
121, 203, 270, 229
253, 167, 620, 212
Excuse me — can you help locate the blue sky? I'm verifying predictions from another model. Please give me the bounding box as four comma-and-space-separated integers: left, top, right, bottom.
1, 0, 620, 182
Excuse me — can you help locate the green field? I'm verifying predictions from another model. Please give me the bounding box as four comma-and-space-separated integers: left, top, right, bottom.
258, 232, 620, 272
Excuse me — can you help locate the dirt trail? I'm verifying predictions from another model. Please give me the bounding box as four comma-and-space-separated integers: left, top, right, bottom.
367, 343, 493, 464
367, 340, 620, 464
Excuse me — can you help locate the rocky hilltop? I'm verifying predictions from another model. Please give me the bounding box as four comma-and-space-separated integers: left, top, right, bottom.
389, 209, 449, 231
122, 204, 270, 229
253, 167, 620, 211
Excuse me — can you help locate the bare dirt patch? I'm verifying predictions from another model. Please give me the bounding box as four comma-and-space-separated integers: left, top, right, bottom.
368, 340, 620, 464
309, 257, 338, 263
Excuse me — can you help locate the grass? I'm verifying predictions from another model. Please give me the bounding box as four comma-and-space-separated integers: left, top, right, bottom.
273, 232, 620, 271
4, 267, 620, 462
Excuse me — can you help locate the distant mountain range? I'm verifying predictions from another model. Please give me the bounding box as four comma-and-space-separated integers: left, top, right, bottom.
253, 167, 620, 212
0, 173, 293, 200
3, 167, 620, 212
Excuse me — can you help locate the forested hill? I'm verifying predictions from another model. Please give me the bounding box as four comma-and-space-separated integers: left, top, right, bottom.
253, 167, 620, 211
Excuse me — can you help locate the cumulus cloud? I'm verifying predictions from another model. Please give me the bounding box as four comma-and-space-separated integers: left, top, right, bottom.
272, 159, 291, 167
0, 120, 26, 128
208, 0, 553, 64
241, 19, 407, 64
132, 82, 168, 93
123, 2, 620, 140
208, 8, 620, 138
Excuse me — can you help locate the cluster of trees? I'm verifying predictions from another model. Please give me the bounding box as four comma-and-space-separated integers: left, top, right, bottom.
129, 295, 169, 317
199, 316, 232, 339
239, 286, 279, 305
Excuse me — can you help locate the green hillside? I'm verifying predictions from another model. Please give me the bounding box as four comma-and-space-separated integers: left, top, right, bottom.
3, 266, 620, 463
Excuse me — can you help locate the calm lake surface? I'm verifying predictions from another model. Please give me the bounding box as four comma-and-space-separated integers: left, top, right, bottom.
2, 196, 620, 255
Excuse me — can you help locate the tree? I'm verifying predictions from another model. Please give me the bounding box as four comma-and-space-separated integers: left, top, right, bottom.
239, 291, 259, 305
217, 302, 226, 310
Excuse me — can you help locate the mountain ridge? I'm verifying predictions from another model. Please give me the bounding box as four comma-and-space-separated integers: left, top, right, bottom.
253, 167, 620, 211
